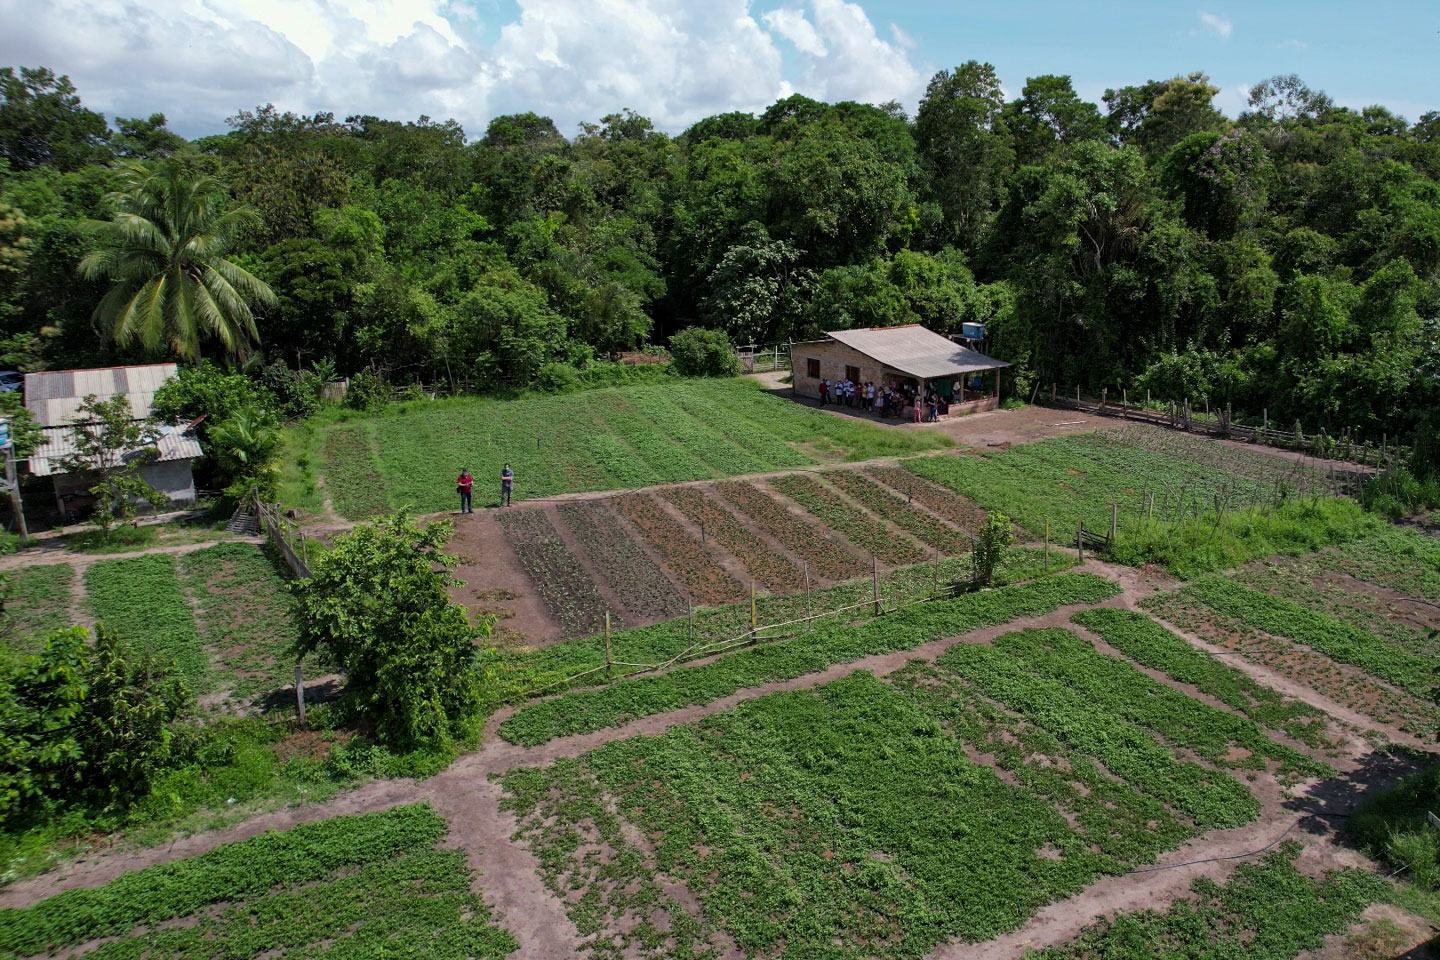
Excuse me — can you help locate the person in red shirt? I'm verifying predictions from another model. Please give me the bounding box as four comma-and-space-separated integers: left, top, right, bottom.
457, 468, 473, 514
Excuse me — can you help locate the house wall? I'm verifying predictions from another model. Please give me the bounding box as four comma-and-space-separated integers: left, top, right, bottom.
790, 341, 915, 400
51, 459, 198, 517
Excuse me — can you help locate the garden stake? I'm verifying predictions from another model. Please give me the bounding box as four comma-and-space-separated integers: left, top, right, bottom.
294, 665, 306, 729
604, 612, 612, 678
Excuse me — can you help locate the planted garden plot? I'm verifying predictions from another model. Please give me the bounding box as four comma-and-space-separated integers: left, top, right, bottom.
1027, 841, 1383, 959
499, 508, 615, 637
84, 554, 209, 691
1144, 588, 1437, 736
178, 542, 305, 703
659, 485, 805, 591
865, 464, 987, 534
321, 425, 389, 518
0, 804, 517, 959
669, 389, 813, 469
591, 398, 719, 484
769, 473, 927, 565
1, 563, 75, 655
1072, 608, 1338, 749
497, 572, 1120, 746
503, 657, 1270, 959
714, 479, 859, 581
614, 493, 746, 606
824, 468, 974, 554
556, 501, 687, 623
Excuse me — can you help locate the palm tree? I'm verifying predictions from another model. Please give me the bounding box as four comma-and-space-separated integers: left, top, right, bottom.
81, 159, 276, 362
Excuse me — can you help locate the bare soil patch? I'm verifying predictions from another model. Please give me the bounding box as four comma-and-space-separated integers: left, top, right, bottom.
449, 509, 563, 648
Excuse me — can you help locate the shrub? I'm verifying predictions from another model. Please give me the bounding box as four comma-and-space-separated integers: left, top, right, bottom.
973, 511, 1015, 586
151, 362, 280, 436
259, 362, 321, 419
1361, 466, 1440, 519
345, 369, 390, 411
534, 361, 581, 393
668, 327, 740, 377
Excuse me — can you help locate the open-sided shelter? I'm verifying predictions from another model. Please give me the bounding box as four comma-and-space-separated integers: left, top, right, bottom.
791, 325, 1010, 417
24, 363, 201, 516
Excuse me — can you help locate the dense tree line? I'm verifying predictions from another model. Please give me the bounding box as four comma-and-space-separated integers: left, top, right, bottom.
1, 63, 1437, 439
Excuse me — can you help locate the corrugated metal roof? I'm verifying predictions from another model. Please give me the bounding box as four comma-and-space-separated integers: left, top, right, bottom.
27, 423, 202, 477
23, 363, 179, 427
825, 325, 1010, 380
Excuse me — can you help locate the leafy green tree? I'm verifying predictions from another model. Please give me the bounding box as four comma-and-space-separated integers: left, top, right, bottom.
208, 407, 283, 499
1003, 74, 1105, 166
0, 66, 110, 171
974, 512, 1015, 586
80, 159, 277, 362
110, 113, 186, 160
702, 222, 812, 343
668, 326, 739, 377
915, 62, 1013, 249
1244, 74, 1332, 125
291, 513, 493, 748
0, 624, 188, 821
1104, 73, 1227, 156
61, 394, 169, 537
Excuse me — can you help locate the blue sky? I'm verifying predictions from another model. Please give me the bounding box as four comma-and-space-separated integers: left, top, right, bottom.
0, 0, 1433, 139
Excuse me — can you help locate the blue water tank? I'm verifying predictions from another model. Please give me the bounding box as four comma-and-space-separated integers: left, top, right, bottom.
961, 322, 986, 340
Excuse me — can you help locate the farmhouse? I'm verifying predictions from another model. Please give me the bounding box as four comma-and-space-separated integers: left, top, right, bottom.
791, 324, 1010, 417
23, 363, 202, 517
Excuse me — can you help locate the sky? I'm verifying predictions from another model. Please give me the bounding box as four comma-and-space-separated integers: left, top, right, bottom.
0, 0, 1434, 140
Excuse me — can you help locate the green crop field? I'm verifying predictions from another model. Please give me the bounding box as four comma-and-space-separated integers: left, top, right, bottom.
0, 804, 516, 959
1, 563, 75, 658
85, 554, 210, 692
292, 378, 953, 518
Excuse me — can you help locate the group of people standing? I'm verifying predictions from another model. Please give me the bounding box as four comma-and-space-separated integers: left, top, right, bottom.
816, 378, 945, 422
456, 464, 514, 513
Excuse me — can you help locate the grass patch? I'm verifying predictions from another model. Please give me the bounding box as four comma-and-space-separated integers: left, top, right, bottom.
497, 571, 1119, 746
178, 542, 306, 704
305, 378, 952, 518
1, 564, 75, 657
84, 554, 209, 692
0, 803, 516, 959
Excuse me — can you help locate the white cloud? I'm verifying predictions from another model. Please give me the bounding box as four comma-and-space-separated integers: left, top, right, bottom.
1280, 38, 1307, 49
1198, 10, 1233, 39
889, 21, 916, 49
0, 0, 925, 138
763, 6, 828, 57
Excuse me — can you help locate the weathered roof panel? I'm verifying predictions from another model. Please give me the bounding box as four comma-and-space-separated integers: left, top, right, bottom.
824, 325, 1010, 379
23, 363, 178, 427
27, 422, 202, 477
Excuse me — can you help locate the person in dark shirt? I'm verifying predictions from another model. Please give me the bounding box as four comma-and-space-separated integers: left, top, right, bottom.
500, 463, 514, 507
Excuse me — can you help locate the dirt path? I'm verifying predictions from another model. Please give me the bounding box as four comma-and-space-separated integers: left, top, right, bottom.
0, 536, 265, 574
448, 509, 562, 646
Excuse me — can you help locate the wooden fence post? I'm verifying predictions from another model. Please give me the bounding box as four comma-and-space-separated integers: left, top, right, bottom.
604, 612, 613, 678
1122, 388, 1127, 417
750, 583, 758, 645
932, 553, 941, 600
1044, 519, 1050, 571
872, 556, 880, 615
1110, 503, 1118, 543
1076, 520, 1084, 561
294, 665, 307, 729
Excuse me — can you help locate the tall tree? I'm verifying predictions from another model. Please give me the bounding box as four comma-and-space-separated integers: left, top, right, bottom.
80, 159, 277, 362
0, 66, 110, 171
914, 62, 1014, 250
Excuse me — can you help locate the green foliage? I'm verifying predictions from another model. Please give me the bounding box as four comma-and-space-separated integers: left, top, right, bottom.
84, 553, 209, 691
61, 393, 169, 537
344, 368, 389, 410
208, 405, 283, 499
1348, 764, 1440, 889
667, 325, 740, 377
498, 572, 1120, 746
1026, 842, 1384, 959
79, 159, 277, 362
291, 512, 492, 748
0, 803, 516, 959
0, 624, 188, 823
150, 361, 279, 433
974, 510, 1015, 585
0, 564, 74, 657
0, 66, 109, 171
258, 360, 322, 419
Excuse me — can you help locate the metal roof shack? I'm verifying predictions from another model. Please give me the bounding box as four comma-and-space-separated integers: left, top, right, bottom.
823, 325, 1009, 380
23, 363, 178, 427
20, 363, 201, 514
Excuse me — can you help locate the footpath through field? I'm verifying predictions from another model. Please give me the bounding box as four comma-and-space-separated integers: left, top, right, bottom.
2, 554, 1425, 960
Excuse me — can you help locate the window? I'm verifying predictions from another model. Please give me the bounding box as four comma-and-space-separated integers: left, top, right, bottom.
806, 358, 821, 378
845, 365, 860, 383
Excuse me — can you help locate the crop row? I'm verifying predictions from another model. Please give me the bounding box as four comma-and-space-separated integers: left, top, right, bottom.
1321, 526, 1440, 597
865, 465, 987, 534
1028, 841, 1383, 959
823, 469, 974, 554
768, 473, 927, 565
500, 758, 725, 959
2, 563, 75, 656
936, 638, 1260, 828
499, 509, 615, 636
1072, 608, 1335, 748
624, 389, 773, 476
0, 804, 493, 956
668, 388, 813, 469
614, 493, 745, 606
84, 554, 210, 691
1143, 591, 1435, 735
1162, 577, 1433, 697
887, 660, 1192, 865
714, 480, 858, 580
556, 501, 687, 623
581, 671, 1117, 954
660, 486, 805, 591
178, 543, 305, 703
497, 572, 1121, 745
987, 628, 1328, 782
591, 398, 720, 484
322, 425, 390, 519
